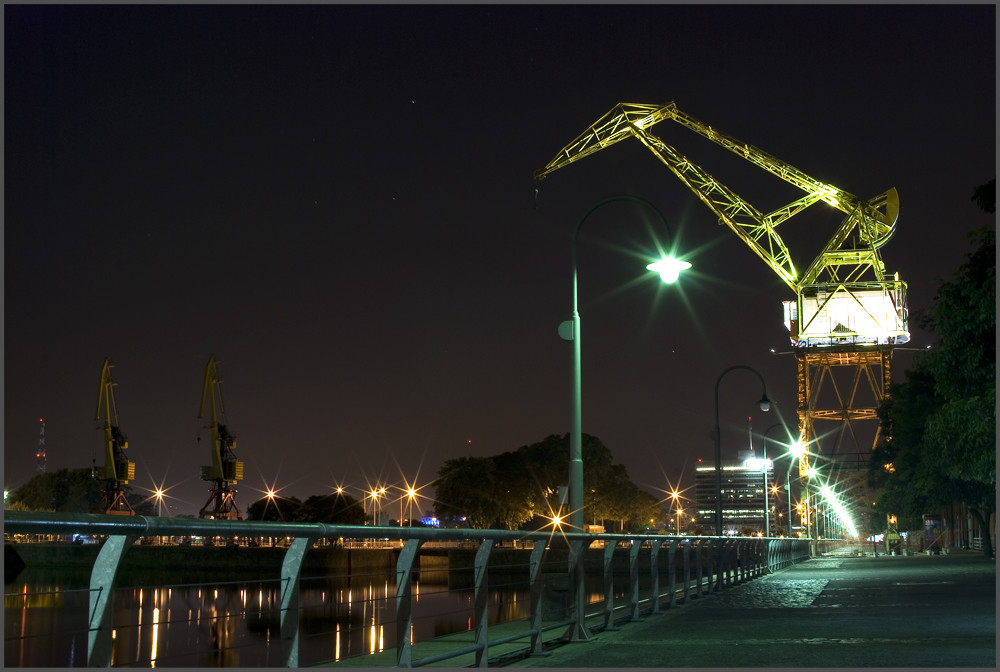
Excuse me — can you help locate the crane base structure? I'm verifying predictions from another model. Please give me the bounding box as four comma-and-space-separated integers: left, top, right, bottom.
793, 344, 892, 540
796, 345, 893, 468
93, 484, 135, 516
199, 483, 243, 520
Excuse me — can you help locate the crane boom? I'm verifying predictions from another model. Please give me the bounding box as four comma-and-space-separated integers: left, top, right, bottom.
535, 101, 908, 349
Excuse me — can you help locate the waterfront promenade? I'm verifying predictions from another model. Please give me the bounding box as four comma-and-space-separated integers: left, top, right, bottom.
506, 550, 995, 669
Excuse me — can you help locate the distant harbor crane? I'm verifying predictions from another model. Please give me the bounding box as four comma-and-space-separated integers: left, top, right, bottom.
92, 358, 135, 515
198, 355, 244, 520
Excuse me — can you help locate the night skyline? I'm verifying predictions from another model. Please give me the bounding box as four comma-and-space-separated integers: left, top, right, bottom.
4, 5, 995, 518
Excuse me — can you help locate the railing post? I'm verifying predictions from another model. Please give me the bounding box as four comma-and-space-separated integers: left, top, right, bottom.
681, 539, 691, 603
528, 539, 548, 654
650, 539, 665, 613
661, 539, 674, 610
473, 539, 494, 667
88, 533, 138, 667
713, 539, 724, 592
693, 539, 705, 598
731, 540, 739, 584
563, 538, 591, 641
736, 540, 746, 583
395, 539, 424, 667
280, 536, 316, 667
628, 540, 642, 620
602, 540, 619, 630
721, 539, 732, 589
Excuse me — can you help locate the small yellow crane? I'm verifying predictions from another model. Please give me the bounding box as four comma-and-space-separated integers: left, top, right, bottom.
198, 354, 244, 519
93, 358, 135, 515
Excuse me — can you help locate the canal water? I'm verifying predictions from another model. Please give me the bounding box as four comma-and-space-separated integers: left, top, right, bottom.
5, 563, 567, 667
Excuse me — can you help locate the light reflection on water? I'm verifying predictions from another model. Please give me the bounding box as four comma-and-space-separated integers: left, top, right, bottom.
4, 568, 563, 667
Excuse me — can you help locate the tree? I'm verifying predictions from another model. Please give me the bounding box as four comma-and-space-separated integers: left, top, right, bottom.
433, 456, 500, 528
298, 492, 367, 525
433, 433, 662, 530
9, 468, 151, 514
869, 181, 995, 556
246, 495, 302, 521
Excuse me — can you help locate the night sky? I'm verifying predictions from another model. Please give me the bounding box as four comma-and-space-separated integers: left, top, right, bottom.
4, 5, 995, 518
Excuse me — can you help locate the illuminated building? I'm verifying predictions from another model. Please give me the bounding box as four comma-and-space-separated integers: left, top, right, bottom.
695, 451, 774, 534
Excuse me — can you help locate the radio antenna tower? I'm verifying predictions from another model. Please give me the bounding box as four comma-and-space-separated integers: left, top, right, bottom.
37, 418, 47, 474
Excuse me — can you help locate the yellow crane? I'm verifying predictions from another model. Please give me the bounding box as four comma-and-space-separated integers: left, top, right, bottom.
535, 102, 908, 500
93, 358, 135, 515
198, 355, 244, 519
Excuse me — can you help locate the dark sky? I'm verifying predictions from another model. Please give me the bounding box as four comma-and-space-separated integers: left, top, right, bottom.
4, 5, 995, 517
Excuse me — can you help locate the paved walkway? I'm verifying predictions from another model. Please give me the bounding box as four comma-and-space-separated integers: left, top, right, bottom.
504, 551, 996, 668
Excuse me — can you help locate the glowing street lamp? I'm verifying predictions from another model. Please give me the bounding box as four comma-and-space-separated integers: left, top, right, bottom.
369, 488, 381, 527
406, 487, 417, 527
647, 258, 692, 284
561, 194, 689, 641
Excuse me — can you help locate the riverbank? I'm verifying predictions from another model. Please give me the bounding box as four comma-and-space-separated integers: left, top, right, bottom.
5, 542, 419, 587
6, 540, 692, 589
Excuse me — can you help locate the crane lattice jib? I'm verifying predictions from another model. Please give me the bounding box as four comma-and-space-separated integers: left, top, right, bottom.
631, 131, 798, 289
534, 102, 899, 291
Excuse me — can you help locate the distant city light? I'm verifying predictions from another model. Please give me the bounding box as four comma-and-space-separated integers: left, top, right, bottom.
744, 457, 772, 471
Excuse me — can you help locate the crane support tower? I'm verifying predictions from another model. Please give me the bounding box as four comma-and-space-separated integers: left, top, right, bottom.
535, 102, 909, 491
93, 358, 135, 515
198, 355, 244, 520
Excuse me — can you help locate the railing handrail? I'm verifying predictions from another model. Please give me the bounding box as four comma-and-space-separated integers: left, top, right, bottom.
2, 509, 813, 543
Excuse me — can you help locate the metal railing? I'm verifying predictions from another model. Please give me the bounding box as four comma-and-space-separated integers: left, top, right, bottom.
4, 511, 815, 667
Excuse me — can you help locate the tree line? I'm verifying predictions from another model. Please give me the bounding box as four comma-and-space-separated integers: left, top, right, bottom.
869, 179, 995, 557
8, 468, 156, 516
432, 433, 662, 532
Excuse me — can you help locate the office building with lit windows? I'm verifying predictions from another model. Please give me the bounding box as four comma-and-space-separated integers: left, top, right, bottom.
695, 451, 777, 534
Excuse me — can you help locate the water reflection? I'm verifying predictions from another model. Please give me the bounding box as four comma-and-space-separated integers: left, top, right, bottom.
5, 568, 542, 667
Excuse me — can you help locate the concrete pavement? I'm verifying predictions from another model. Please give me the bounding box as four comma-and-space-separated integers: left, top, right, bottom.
503, 551, 996, 668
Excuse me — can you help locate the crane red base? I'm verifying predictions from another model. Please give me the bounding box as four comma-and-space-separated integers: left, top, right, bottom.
93, 482, 135, 516
199, 483, 243, 520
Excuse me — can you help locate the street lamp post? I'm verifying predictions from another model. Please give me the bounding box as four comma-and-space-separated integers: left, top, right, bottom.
562, 194, 690, 640
761, 422, 791, 536
154, 489, 165, 544
669, 490, 681, 533
407, 488, 417, 527
712, 366, 771, 536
